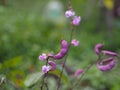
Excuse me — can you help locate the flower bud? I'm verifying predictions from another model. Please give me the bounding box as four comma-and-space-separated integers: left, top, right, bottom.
94, 44, 103, 55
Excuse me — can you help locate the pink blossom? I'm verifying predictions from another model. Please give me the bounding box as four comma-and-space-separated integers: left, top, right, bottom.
72, 16, 81, 26
74, 69, 84, 78
42, 65, 50, 74
71, 39, 79, 46
39, 53, 47, 61
65, 10, 75, 18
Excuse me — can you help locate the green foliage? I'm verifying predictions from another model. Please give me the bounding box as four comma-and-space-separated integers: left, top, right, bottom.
48, 65, 69, 84
24, 72, 42, 88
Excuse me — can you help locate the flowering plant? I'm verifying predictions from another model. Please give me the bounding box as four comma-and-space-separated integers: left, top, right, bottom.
24, 0, 119, 90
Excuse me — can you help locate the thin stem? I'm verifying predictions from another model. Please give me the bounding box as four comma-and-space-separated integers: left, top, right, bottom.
57, 26, 74, 90
69, 56, 101, 90
40, 58, 49, 90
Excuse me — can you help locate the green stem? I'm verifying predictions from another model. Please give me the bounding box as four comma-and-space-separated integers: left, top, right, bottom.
69, 56, 101, 90
57, 26, 74, 90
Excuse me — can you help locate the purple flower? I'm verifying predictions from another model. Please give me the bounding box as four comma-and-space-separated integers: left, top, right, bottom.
65, 10, 75, 18
39, 53, 47, 61
71, 39, 79, 46
94, 44, 103, 55
72, 16, 81, 26
48, 61, 56, 71
97, 57, 115, 72
52, 40, 69, 60
74, 69, 84, 78
101, 50, 118, 57
42, 65, 50, 74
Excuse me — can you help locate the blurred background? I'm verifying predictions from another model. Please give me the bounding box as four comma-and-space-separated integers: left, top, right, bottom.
0, 0, 120, 90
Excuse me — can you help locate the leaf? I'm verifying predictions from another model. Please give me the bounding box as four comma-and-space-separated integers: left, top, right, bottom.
24, 72, 43, 88
48, 65, 69, 84
2, 56, 23, 69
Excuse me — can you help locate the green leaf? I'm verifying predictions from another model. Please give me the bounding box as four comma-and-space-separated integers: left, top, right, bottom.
2, 56, 23, 69
48, 65, 69, 84
24, 72, 43, 88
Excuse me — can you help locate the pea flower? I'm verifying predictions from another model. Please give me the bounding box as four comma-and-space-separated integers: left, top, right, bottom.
97, 57, 115, 72
94, 43, 103, 55
65, 10, 75, 18
39, 53, 47, 61
74, 69, 84, 78
71, 39, 79, 46
72, 16, 81, 26
42, 65, 50, 74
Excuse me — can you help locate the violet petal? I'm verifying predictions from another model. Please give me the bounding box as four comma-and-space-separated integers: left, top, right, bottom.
97, 57, 115, 72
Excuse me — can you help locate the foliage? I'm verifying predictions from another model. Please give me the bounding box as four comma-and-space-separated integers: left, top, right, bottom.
0, 0, 120, 90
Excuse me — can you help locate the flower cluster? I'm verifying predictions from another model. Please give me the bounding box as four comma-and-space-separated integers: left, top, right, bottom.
39, 38, 80, 74
94, 44, 118, 72
39, 53, 56, 74
65, 10, 81, 26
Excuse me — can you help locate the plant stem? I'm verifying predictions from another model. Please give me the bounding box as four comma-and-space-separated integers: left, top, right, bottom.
40, 58, 49, 90
69, 56, 101, 90
57, 26, 74, 90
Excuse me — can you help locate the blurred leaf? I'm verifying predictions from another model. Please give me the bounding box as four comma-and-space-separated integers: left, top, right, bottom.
1, 56, 23, 69
48, 65, 69, 84
24, 72, 42, 88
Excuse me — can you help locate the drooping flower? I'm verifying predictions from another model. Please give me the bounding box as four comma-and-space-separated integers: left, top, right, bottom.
72, 16, 81, 26
101, 50, 118, 57
94, 44, 103, 55
48, 61, 56, 71
65, 10, 75, 18
39, 53, 47, 61
97, 57, 115, 72
71, 39, 79, 46
74, 69, 84, 78
42, 65, 50, 74
52, 40, 69, 60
